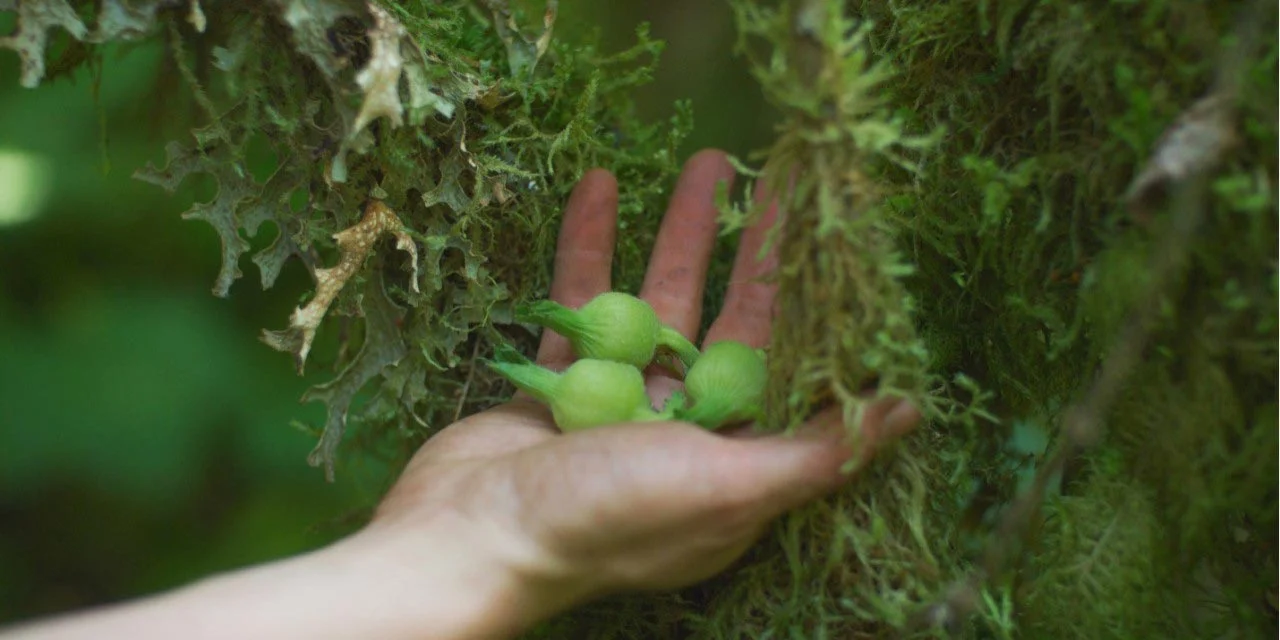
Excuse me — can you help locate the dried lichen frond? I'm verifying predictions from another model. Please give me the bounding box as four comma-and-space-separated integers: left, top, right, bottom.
0, 0, 88, 88
269, 0, 360, 76
245, 0, 488, 186
263, 0, 424, 183
351, 4, 407, 136
262, 199, 418, 375
1, 0, 211, 88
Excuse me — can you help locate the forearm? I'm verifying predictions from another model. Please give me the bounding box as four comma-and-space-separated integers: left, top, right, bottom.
2, 521, 553, 640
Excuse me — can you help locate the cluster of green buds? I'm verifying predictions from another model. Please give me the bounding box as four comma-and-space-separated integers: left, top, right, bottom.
487, 292, 768, 432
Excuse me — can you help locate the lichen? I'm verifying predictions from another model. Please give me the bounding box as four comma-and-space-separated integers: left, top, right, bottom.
260, 198, 419, 375
0, 0, 87, 88
6, 0, 688, 481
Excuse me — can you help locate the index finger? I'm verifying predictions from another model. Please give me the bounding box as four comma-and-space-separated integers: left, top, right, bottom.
639, 149, 736, 339
535, 169, 619, 369
703, 177, 782, 348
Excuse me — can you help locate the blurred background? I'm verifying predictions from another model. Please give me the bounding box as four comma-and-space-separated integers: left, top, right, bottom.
0, 1, 772, 626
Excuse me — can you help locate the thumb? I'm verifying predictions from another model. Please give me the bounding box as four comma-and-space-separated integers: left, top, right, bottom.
734, 399, 921, 520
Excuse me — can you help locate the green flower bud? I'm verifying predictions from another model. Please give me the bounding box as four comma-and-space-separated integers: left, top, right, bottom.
678, 340, 768, 429
488, 357, 662, 431
516, 292, 701, 369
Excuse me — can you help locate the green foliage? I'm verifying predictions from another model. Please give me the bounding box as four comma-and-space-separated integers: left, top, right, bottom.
4, 0, 691, 480
4, 0, 1276, 637
536, 0, 1277, 636
1019, 462, 1176, 639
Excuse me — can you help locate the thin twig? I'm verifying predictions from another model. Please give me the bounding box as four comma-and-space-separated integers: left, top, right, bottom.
454, 338, 484, 422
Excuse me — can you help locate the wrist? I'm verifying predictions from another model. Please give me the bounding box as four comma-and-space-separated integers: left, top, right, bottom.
2, 514, 582, 640
343, 512, 593, 639
4, 526, 522, 640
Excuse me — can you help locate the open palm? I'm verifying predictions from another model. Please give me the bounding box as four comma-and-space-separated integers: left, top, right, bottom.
371, 150, 921, 609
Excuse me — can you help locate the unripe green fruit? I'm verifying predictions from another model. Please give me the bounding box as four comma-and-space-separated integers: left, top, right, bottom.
517, 292, 700, 369
554, 359, 656, 430
568, 292, 658, 367
488, 357, 661, 431
679, 340, 768, 429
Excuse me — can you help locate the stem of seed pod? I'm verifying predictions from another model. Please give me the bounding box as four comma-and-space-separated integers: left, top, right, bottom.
487, 361, 560, 405
679, 400, 726, 429
630, 406, 667, 423
492, 342, 533, 366
658, 326, 701, 369
660, 390, 689, 418
516, 300, 585, 338
680, 396, 753, 430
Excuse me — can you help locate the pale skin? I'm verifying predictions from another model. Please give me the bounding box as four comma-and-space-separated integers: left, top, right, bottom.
3, 149, 920, 640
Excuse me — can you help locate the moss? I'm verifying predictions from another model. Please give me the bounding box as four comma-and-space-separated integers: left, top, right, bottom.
1018, 459, 1179, 639
697, 0, 1274, 637
550, 0, 1276, 636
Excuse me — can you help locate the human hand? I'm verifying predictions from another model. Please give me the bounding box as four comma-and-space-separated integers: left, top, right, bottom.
360, 150, 922, 636
0, 151, 920, 640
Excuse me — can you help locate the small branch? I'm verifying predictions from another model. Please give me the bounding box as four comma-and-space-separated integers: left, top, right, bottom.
454, 338, 484, 422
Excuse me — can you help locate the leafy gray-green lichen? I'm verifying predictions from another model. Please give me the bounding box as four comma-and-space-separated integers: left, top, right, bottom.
5, 0, 689, 481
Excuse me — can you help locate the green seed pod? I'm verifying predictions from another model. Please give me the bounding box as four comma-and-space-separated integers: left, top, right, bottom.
678, 340, 769, 429
516, 292, 700, 369
488, 357, 662, 431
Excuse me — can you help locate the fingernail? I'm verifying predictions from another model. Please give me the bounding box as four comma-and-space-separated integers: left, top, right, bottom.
882, 401, 922, 440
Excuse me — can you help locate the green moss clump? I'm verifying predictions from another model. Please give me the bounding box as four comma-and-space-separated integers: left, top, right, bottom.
1019, 459, 1176, 639
533, 0, 1277, 636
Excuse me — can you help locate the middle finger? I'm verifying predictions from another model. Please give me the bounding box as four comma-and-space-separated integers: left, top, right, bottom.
639, 149, 736, 341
